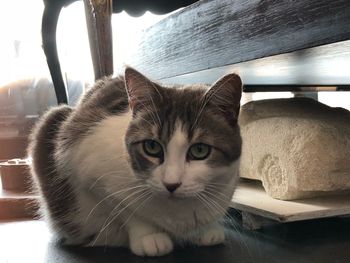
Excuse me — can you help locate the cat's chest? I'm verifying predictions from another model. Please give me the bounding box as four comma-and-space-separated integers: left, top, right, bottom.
144, 199, 220, 234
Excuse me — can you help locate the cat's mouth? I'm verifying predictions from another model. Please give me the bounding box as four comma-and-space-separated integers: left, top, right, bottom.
167, 192, 193, 199
152, 189, 199, 199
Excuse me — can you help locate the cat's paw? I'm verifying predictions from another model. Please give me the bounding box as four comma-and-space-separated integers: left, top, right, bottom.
196, 225, 225, 246
130, 232, 173, 257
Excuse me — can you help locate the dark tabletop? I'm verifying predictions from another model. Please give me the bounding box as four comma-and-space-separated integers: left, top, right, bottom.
1, 211, 350, 263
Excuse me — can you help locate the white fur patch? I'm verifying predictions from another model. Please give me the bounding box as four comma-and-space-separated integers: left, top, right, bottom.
72, 111, 132, 186
65, 111, 133, 246
162, 122, 188, 185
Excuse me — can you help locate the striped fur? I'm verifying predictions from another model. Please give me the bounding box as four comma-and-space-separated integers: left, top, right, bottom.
28, 68, 242, 256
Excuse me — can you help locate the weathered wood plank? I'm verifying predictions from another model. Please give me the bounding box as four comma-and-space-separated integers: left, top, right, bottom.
159, 40, 350, 91
127, 0, 350, 80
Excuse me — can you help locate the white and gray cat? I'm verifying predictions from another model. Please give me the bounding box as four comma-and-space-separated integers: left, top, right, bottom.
28, 68, 242, 256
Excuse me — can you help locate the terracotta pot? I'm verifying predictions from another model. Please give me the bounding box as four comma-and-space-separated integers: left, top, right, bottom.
0, 159, 32, 192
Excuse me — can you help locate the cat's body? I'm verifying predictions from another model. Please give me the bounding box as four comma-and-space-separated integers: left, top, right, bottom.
29, 68, 242, 256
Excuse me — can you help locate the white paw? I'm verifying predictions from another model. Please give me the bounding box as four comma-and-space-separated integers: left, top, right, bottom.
130, 233, 173, 257
197, 226, 225, 246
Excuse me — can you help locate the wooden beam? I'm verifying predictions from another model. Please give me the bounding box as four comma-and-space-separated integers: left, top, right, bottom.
127, 0, 350, 80
84, 0, 114, 80
159, 41, 350, 90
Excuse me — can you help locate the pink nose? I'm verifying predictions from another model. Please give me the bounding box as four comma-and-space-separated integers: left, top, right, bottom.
164, 182, 182, 193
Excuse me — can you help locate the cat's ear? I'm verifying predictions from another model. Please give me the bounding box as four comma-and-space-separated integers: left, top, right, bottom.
124, 67, 161, 112
206, 73, 242, 124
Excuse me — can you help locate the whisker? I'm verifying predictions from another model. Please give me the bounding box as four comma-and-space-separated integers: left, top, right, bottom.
92, 189, 150, 245
89, 173, 143, 190
201, 190, 253, 257
206, 181, 231, 186
203, 187, 231, 203
196, 193, 218, 220
101, 187, 148, 225
200, 192, 225, 217
119, 192, 153, 229
84, 184, 148, 224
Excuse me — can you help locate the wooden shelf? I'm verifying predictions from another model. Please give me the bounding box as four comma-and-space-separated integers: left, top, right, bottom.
230, 180, 350, 229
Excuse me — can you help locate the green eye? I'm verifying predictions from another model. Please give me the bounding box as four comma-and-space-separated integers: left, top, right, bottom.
143, 140, 163, 158
188, 143, 211, 160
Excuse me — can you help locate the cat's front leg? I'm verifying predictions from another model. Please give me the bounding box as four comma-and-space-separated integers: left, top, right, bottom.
127, 218, 173, 257
193, 222, 225, 247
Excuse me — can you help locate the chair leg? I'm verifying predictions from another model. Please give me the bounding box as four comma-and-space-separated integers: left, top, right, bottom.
42, 2, 69, 105
83, 0, 114, 81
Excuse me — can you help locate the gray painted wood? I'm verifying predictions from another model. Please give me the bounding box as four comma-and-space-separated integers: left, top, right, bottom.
126, 0, 350, 80
158, 40, 350, 91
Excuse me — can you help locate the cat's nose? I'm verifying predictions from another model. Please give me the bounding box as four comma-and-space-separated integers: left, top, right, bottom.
164, 182, 182, 193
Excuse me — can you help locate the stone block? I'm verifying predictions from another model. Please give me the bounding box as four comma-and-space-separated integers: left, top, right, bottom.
239, 98, 350, 200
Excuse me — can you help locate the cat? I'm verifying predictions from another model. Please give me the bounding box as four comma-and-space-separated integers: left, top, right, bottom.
28, 67, 242, 256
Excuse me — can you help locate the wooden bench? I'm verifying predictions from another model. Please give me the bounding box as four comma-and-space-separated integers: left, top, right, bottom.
125, 0, 350, 91
44, 0, 350, 104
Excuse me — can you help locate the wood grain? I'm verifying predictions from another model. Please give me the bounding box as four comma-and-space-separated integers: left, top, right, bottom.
158, 40, 350, 91
84, 0, 114, 80
126, 0, 350, 80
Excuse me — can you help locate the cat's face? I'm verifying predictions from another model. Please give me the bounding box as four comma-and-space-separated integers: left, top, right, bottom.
124, 68, 242, 198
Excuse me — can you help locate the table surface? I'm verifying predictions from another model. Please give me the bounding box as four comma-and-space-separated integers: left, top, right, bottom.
1, 213, 350, 263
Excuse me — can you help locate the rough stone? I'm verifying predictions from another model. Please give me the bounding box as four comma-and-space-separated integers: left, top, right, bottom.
239, 97, 350, 200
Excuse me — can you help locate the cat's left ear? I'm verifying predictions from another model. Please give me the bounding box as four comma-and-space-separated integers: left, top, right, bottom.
206, 73, 242, 124
124, 67, 161, 113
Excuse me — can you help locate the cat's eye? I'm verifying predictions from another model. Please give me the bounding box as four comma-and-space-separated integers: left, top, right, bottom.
142, 140, 163, 158
188, 143, 211, 160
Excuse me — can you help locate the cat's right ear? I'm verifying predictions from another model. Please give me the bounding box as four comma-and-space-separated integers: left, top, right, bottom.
205, 73, 242, 125
124, 67, 161, 112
